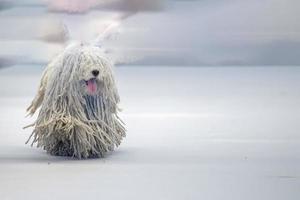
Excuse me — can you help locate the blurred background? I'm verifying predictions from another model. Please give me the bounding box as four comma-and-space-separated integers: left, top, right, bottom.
0, 0, 300, 68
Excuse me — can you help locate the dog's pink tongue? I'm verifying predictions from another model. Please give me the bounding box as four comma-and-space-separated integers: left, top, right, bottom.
87, 79, 97, 93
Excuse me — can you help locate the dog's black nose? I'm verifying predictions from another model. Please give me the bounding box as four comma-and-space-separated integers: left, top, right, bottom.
92, 70, 99, 77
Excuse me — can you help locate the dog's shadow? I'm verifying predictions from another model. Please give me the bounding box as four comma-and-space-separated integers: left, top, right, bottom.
0, 145, 133, 165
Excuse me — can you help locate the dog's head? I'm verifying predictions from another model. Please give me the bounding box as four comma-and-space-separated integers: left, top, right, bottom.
51, 44, 117, 98
77, 47, 108, 96
38, 44, 120, 117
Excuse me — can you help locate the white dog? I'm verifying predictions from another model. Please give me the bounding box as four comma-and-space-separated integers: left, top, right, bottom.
26, 43, 126, 159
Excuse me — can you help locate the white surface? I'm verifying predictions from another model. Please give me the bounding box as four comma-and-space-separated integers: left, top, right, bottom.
0, 66, 300, 200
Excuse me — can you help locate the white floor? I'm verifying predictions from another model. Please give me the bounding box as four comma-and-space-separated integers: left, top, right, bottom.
0, 66, 299, 200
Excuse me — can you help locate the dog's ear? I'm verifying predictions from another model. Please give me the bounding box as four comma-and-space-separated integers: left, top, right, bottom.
26, 56, 58, 116
26, 67, 49, 116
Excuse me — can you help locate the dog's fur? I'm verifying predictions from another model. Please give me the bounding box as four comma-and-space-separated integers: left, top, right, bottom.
26, 44, 126, 159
